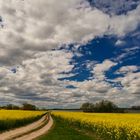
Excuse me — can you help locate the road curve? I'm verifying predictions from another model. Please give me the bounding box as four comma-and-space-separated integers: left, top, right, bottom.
0, 114, 53, 140
15, 116, 53, 140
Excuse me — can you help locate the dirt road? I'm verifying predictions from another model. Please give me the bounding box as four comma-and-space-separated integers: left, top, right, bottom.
0, 115, 53, 140
15, 116, 53, 140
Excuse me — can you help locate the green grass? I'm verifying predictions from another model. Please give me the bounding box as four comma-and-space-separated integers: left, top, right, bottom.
38, 116, 101, 140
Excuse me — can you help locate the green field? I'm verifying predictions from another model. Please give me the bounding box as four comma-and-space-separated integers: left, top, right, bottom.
49, 112, 140, 140
38, 116, 101, 140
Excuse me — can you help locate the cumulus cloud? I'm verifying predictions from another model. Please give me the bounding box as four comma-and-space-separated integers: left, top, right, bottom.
117, 65, 139, 74
115, 72, 140, 95
0, 0, 140, 107
0, 0, 140, 65
92, 60, 116, 80
115, 40, 126, 46
0, 50, 75, 107
108, 4, 140, 36
113, 65, 140, 96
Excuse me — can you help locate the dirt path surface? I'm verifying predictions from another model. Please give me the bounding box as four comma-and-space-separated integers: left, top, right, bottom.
15, 116, 53, 140
0, 115, 53, 140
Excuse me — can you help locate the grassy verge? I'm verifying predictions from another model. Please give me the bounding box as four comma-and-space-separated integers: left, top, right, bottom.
38, 116, 102, 140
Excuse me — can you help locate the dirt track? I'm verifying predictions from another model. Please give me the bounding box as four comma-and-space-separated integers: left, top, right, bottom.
0, 115, 53, 140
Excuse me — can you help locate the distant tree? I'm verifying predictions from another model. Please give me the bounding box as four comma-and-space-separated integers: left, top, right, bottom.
94, 100, 118, 113
80, 102, 94, 112
2, 104, 20, 110
81, 100, 119, 113
131, 106, 140, 110
6, 104, 13, 110
12, 105, 20, 110
22, 103, 37, 110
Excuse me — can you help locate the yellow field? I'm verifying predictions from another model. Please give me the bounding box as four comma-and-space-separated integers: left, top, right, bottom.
0, 110, 46, 119
52, 112, 140, 140
0, 110, 46, 132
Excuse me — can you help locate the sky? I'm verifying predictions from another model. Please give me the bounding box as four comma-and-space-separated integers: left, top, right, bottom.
0, 0, 140, 108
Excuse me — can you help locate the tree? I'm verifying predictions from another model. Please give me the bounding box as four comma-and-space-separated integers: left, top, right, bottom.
6, 104, 13, 110
94, 100, 118, 113
12, 105, 20, 110
1, 104, 20, 110
80, 102, 94, 112
22, 103, 37, 110
80, 100, 119, 113
131, 106, 140, 110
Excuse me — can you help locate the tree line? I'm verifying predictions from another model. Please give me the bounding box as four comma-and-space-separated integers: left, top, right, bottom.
80, 100, 125, 113
0, 103, 39, 110
0, 101, 140, 112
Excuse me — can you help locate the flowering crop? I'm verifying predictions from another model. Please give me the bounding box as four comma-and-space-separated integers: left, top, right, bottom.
0, 110, 46, 132
52, 112, 140, 140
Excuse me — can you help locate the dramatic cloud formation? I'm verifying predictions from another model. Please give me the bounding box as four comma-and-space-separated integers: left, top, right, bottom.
0, 0, 140, 108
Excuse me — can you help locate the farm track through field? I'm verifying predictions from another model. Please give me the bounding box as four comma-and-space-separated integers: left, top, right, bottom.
0, 114, 53, 140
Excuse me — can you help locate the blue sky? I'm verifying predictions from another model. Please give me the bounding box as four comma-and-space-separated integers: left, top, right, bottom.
0, 0, 140, 108
60, 33, 140, 81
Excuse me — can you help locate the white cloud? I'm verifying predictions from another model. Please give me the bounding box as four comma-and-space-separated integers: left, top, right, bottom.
114, 46, 139, 62
115, 40, 126, 46
0, 0, 140, 107
92, 60, 116, 80
0, 0, 140, 65
115, 71, 140, 95
0, 50, 75, 107
117, 65, 139, 74
109, 6, 140, 36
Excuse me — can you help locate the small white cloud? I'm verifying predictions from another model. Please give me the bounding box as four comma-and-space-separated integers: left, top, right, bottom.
92, 60, 117, 80
115, 71, 140, 95
117, 65, 139, 74
115, 40, 126, 46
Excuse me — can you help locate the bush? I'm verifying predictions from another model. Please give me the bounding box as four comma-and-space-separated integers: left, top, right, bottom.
80, 100, 119, 113
80, 102, 94, 112
22, 103, 37, 110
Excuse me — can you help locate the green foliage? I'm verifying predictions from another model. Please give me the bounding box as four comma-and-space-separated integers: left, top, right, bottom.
0, 103, 39, 110
80, 100, 119, 113
0, 104, 20, 110
131, 106, 140, 110
80, 102, 94, 112
22, 103, 37, 110
94, 100, 118, 113
38, 116, 97, 140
